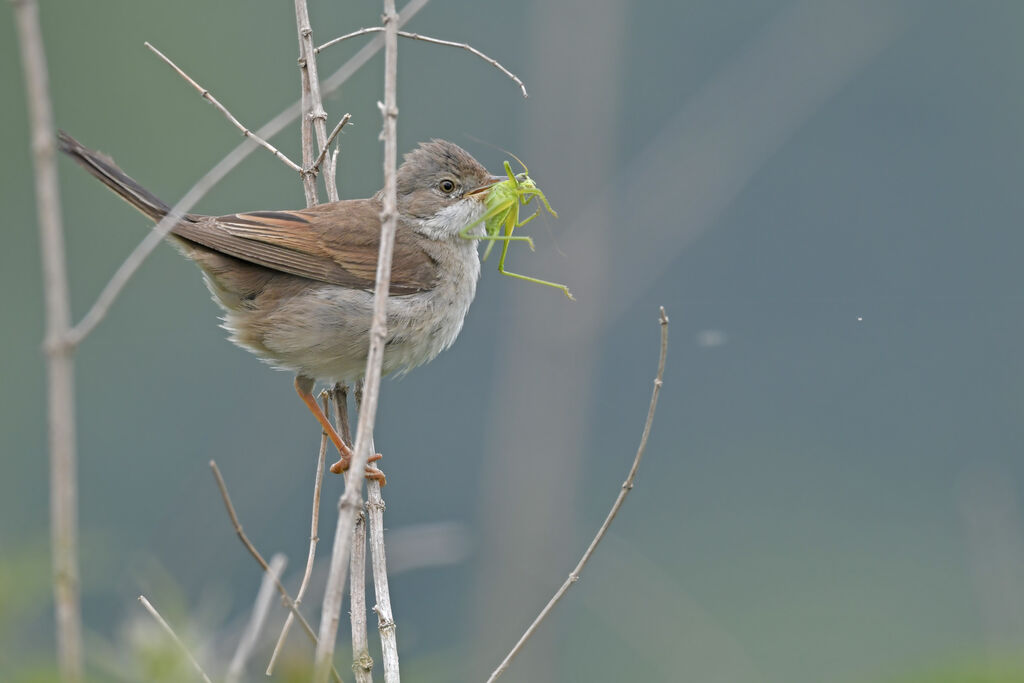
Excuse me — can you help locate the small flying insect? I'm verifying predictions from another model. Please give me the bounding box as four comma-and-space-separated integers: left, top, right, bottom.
461, 157, 574, 300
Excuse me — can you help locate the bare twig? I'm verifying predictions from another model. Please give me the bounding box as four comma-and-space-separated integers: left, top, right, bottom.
65, 0, 430, 347
367, 472, 398, 677
350, 510, 373, 682
328, 147, 341, 198
333, 387, 374, 682
294, 0, 320, 206
311, 113, 352, 179
317, 28, 527, 98
486, 307, 670, 682
137, 595, 214, 683
294, 0, 341, 203
12, 1, 82, 680
313, 0, 402, 678
209, 461, 343, 683
356, 382, 400, 680
226, 553, 287, 683
145, 42, 303, 173
266, 392, 330, 676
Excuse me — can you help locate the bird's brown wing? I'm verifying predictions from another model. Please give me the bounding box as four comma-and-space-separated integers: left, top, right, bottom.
172, 200, 438, 295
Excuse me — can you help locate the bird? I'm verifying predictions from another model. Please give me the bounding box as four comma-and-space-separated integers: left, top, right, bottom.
59, 132, 504, 481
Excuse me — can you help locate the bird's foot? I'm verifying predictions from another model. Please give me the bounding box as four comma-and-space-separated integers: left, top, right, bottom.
330, 452, 386, 485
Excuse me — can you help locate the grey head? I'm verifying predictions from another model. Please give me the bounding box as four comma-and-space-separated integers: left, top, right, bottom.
390, 140, 501, 240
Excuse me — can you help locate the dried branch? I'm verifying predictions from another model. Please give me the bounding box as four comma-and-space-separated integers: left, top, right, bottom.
350, 510, 372, 682
294, 0, 342, 203
294, 0, 320, 206
311, 113, 352, 179
333, 387, 374, 682
209, 461, 343, 683
313, 0, 402, 678
144, 42, 303, 173
137, 595, 214, 683
486, 307, 670, 682
356, 382, 399, 680
226, 553, 287, 683
317, 28, 527, 98
65, 0, 430, 347
266, 392, 330, 676
12, 1, 82, 680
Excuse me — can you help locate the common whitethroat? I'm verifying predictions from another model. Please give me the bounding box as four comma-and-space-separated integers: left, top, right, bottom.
59, 132, 505, 481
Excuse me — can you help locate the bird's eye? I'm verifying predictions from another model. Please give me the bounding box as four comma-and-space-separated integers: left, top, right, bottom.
439, 179, 457, 194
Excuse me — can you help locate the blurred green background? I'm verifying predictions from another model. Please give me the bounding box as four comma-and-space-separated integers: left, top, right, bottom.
3, 1, 1024, 681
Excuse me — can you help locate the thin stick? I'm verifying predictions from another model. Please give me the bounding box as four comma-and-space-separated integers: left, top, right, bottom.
350, 511, 372, 682
64, 0, 430, 347
356, 382, 399, 682
317, 28, 527, 98
145, 42, 303, 173
226, 553, 287, 683
13, 1, 82, 680
209, 461, 344, 683
294, 0, 320, 206
486, 307, 670, 682
137, 595, 214, 683
335, 387, 374, 682
313, 0, 402, 678
294, 0, 341, 203
311, 113, 352, 178
266, 392, 330, 676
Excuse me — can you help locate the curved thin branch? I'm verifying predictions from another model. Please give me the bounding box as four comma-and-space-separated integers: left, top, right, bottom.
317, 28, 527, 98
209, 461, 343, 683
486, 307, 670, 682
266, 392, 330, 676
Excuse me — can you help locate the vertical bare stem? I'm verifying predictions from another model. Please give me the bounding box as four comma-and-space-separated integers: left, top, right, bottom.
367, 477, 398, 680
313, 0, 401, 679
349, 511, 372, 681
335, 387, 373, 682
356, 383, 400, 681
294, 0, 340, 202
12, 1, 82, 680
294, 0, 319, 206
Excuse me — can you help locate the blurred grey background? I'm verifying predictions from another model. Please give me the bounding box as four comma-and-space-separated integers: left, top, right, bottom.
3, 1, 1024, 681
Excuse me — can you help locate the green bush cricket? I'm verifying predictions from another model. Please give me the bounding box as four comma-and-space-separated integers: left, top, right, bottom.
461, 157, 574, 300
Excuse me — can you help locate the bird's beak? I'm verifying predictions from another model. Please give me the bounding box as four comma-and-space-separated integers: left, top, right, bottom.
466, 174, 507, 198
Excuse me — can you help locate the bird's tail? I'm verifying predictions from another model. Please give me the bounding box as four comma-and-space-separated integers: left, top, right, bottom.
57, 131, 171, 222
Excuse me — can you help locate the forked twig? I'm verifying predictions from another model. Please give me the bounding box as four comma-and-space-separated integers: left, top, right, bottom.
145, 42, 303, 173
317, 28, 528, 98
267, 392, 330, 676
486, 307, 670, 682
311, 113, 352, 178
209, 461, 343, 683
137, 595, 214, 683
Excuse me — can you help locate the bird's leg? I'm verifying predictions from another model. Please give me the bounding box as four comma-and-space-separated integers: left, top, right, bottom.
295, 375, 384, 484
330, 383, 386, 485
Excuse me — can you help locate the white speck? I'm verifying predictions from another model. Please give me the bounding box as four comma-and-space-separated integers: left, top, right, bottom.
696, 329, 727, 348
